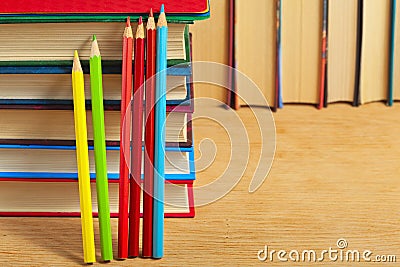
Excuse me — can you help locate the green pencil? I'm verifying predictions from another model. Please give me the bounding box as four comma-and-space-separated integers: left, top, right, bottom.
90, 35, 113, 261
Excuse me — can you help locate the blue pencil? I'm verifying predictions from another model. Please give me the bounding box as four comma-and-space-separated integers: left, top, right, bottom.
153, 4, 168, 259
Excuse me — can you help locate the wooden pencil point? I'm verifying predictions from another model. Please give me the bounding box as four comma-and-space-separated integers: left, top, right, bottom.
92, 34, 97, 41
138, 16, 143, 25
126, 16, 131, 27
136, 20, 145, 39
147, 15, 156, 30
124, 24, 133, 39
90, 39, 101, 58
150, 8, 154, 17
73, 51, 82, 72
157, 11, 167, 28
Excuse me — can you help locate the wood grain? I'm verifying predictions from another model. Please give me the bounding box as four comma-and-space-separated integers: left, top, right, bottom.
1, 103, 400, 266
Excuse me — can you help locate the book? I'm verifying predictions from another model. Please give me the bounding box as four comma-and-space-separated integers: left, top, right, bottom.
393, 0, 400, 101
0, 0, 209, 17
0, 145, 195, 180
0, 109, 192, 147
0, 74, 191, 108
235, 0, 276, 107
0, 22, 189, 63
327, 0, 358, 103
359, 0, 390, 104
0, 179, 194, 218
281, 0, 322, 104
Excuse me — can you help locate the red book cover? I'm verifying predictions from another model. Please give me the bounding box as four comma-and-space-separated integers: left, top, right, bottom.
0, 0, 209, 15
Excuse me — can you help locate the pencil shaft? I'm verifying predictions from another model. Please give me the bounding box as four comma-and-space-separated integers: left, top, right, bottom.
129, 24, 145, 258
72, 54, 96, 264
143, 26, 156, 258
90, 51, 113, 261
153, 21, 168, 259
118, 26, 133, 259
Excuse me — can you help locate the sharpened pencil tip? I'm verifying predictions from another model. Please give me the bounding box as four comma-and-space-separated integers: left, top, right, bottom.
92, 34, 96, 41
150, 8, 153, 17
160, 4, 165, 13
73, 50, 83, 72
126, 16, 131, 27
138, 16, 143, 24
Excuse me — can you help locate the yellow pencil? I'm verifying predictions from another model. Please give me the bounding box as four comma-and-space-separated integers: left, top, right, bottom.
72, 50, 96, 264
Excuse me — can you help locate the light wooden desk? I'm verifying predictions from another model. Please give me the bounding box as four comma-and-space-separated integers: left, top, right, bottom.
1, 103, 399, 266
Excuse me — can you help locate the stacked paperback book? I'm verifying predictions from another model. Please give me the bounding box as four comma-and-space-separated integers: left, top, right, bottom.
0, 22, 196, 218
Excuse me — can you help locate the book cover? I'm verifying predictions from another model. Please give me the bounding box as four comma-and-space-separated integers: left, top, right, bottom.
0, 179, 195, 218
0, 145, 195, 180
281, 0, 322, 104
0, 109, 192, 147
235, 0, 276, 108
0, 0, 209, 17
359, 0, 390, 104
0, 74, 193, 110
327, 0, 358, 104
0, 23, 191, 66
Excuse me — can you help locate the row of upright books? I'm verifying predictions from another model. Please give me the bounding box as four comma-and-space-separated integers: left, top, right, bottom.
234, 0, 400, 109
0, 3, 209, 217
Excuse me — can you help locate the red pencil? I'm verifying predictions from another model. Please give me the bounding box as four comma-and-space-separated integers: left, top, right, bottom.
142, 9, 156, 258
118, 17, 133, 260
128, 16, 145, 258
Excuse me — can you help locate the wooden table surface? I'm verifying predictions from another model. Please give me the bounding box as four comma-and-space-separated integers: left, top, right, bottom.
1, 103, 399, 266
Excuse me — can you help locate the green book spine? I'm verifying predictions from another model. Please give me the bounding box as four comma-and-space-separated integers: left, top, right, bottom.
0, 15, 204, 24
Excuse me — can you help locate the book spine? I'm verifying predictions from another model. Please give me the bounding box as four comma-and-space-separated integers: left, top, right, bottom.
353, 0, 363, 107
388, 0, 397, 106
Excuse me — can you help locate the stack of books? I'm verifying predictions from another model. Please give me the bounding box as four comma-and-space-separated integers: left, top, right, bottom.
0, 1, 210, 217
234, 0, 400, 109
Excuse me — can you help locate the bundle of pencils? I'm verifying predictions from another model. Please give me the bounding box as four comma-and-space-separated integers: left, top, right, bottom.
72, 37, 114, 264
70, 4, 169, 263
117, 5, 168, 260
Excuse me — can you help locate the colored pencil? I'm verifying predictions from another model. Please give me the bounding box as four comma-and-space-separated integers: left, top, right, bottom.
353, 0, 363, 107
142, 8, 156, 258
153, 4, 168, 259
318, 0, 328, 109
388, 0, 397, 106
89, 35, 113, 262
72, 50, 96, 264
128, 16, 145, 258
118, 17, 133, 260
